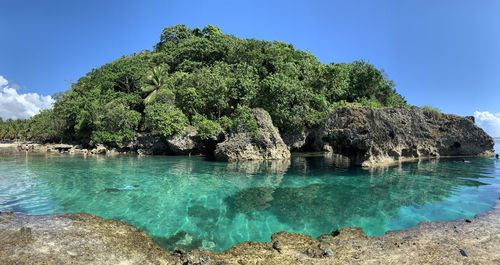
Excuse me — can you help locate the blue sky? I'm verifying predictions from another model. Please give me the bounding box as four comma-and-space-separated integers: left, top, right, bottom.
1, 0, 500, 135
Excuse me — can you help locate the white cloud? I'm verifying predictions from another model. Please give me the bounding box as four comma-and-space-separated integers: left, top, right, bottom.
474, 111, 500, 137
0, 76, 7, 87
0, 75, 54, 120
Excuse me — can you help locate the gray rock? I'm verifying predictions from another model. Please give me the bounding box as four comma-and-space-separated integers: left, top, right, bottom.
134, 134, 169, 155
167, 126, 199, 155
215, 108, 290, 161
314, 107, 494, 167
272, 240, 282, 253
281, 130, 308, 151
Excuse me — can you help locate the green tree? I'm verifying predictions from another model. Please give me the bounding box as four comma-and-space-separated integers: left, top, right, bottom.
144, 103, 188, 137
141, 65, 174, 105
192, 114, 222, 140
91, 101, 141, 146
24, 24, 409, 146
28, 109, 63, 142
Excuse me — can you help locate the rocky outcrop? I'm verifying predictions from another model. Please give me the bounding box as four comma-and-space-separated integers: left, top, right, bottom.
166, 126, 206, 155
311, 107, 494, 167
215, 108, 290, 161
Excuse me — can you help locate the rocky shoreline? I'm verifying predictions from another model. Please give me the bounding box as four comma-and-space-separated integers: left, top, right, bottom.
5, 107, 494, 167
1, 200, 499, 264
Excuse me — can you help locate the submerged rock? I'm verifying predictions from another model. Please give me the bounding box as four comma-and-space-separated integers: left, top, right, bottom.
215, 108, 290, 161
312, 107, 494, 167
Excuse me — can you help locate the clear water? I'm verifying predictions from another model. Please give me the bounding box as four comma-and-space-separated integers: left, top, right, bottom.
0, 153, 499, 252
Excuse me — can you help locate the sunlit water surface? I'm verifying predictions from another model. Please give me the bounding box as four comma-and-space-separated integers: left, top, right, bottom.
1, 149, 499, 251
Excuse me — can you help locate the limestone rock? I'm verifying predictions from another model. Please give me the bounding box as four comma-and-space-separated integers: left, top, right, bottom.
167, 126, 199, 155
135, 134, 169, 155
215, 108, 290, 161
317, 107, 494, 167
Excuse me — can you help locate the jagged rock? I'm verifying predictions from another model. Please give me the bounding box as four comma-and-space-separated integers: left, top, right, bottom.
281, 131, 308, 151
135, 134, 169, 155
315, 107, 494, 167
167, 126, 199, 155
214, 108, 290, 161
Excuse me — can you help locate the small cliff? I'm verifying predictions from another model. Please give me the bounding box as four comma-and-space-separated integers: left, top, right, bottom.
309, 107, 494, 166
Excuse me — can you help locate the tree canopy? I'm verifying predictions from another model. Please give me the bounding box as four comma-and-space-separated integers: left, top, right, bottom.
1, 25, 407, 146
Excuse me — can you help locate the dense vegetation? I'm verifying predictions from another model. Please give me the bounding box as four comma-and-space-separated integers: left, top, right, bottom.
0, 25, 407, 146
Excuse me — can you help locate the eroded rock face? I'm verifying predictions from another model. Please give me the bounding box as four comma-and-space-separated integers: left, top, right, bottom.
316, 107, 494, 166
215, 108, 290, 161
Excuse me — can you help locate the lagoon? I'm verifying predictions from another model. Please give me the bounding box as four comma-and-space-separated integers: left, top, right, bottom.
0, 153, 499, 252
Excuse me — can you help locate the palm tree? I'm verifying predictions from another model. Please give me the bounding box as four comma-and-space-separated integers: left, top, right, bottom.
142, 65, 170, 105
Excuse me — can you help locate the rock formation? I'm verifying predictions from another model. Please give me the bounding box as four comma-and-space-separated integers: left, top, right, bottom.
309, 107, 494, 166
166, 126, 200, 155
215, 108, 290, 161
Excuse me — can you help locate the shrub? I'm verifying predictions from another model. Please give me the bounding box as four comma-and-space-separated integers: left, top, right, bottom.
144, 103, 188, 137
192, 114, 222, 140
421, 105, 442, 119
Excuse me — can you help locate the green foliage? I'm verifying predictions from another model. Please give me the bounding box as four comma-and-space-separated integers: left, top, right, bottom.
0, 119, 29, 141
231, 106, 259, 136
421, 105, 442, 119
8, 24, 410, 146
27, 109, 63, 142
144, 104, 188, 137
192, 114, 222, 140
90, 102, 141, 146
142, 65, 175, 105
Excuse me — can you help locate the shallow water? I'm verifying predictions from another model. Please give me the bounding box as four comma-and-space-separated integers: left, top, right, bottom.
0, 153, 499, 251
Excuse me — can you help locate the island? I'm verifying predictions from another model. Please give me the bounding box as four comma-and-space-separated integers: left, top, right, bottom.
0, 25, 497, 264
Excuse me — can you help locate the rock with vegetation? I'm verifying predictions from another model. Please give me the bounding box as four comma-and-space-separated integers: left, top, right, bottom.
312, 107, 494, 166
215, 108, 290, 161
0, 24, 406, 148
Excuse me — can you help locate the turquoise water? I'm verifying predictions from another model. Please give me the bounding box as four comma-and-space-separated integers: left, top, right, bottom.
0, 153, 499, 252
